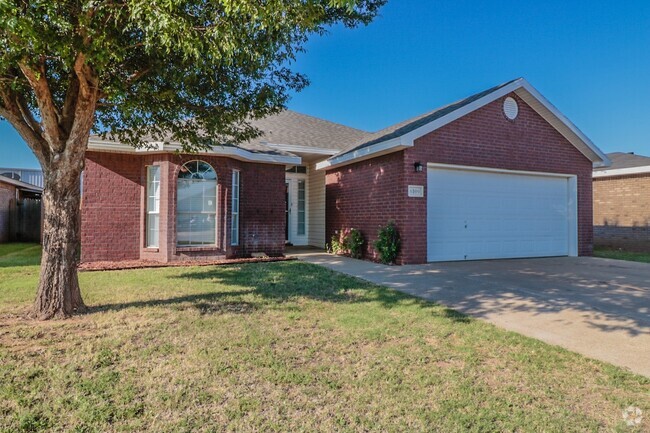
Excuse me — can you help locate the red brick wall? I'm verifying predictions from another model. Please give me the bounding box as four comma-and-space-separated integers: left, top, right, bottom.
0, 181, 17, 243
326, 92, 594, 264
81, 152, 143, 262
81, 151, 285, 262
326, 152, 405, 262
239, 162, 286, 257
593, 173, 650, 250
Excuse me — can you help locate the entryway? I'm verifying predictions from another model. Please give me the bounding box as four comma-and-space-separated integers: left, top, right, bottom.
285, 171, 307, 246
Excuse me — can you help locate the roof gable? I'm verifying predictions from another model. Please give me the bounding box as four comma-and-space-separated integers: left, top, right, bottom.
318, 78, 610, 170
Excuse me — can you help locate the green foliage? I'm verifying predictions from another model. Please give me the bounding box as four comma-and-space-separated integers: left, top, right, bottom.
328, 227, 365, 259
0, 0, 385, 150
374, 220, 400, 264
593, 247, 650, 263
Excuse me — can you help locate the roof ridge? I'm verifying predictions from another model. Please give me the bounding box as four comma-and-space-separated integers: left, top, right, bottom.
283, 109, 369, 134
336, 78, 522, 156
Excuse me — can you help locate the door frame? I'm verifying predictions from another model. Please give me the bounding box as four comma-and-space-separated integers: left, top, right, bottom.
426, 162, 578, 262
285, 172, 309, 246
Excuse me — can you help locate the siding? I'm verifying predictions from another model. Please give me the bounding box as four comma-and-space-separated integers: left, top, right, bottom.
307, 163, 326, 247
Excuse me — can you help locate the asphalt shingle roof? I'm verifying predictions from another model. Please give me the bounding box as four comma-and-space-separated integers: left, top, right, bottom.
594, 152, 650, 171
333, 79, 521, 158
91, 110, 368, 156
92, 79, 538, 160
245, 110, 368, 151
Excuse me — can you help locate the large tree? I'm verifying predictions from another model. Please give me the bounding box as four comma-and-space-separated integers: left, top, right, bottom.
0, 0, 384, 319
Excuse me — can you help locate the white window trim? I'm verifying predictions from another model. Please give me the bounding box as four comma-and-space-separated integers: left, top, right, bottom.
297, 178, 306, 236
231, 170, 240, 246
285, 172, 309, 245
146, 165, 161, 248
176, 160, 218, 247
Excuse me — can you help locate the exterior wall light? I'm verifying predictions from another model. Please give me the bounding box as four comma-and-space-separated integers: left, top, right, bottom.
414, 162, 424, 172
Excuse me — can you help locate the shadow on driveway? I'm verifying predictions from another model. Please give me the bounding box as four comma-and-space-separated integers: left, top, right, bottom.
294, 251, 650, 377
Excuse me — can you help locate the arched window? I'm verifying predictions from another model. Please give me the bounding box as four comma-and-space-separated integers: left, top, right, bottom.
176, 161, 217, 246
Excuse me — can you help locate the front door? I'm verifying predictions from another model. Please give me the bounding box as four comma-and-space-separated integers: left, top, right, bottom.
285, 175, 308, 246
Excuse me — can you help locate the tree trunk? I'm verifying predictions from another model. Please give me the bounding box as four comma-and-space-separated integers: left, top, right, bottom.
32, 168, 86, 319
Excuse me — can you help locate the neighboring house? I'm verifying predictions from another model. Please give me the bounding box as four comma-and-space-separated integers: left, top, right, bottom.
0, 167, 44, 188
593, 152, 650, 250
0, 176, 43, 243
81, 78, 609, 264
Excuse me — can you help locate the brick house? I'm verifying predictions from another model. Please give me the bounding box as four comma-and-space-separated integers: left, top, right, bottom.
82, 78, 609, 264
593, 152, 650, 250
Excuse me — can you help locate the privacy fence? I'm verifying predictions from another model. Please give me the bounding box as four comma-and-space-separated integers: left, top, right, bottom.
0, 197, 42, 243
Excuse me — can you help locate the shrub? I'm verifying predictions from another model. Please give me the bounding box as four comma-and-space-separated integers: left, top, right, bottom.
374, 221, 400, 264
346, 228, 365, 259
327, 228, 365, 259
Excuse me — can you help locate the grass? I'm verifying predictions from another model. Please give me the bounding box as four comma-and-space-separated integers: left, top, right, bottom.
594, 246, 650, 264
0, 244, 649, 432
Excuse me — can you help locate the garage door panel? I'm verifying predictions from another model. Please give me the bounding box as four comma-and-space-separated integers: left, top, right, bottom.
427, 167, 574, 262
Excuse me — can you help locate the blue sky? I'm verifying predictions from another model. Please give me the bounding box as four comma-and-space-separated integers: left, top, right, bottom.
2, 0, 650, 169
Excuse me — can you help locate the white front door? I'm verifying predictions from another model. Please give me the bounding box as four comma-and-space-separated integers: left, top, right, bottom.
426, 165, 577, 262
285, 174, 308, 245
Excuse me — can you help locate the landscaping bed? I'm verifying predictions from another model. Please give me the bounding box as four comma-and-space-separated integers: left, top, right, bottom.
78, 256, 293, 272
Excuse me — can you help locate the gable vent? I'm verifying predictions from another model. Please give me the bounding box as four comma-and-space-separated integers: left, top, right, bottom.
503, 97, 519, 120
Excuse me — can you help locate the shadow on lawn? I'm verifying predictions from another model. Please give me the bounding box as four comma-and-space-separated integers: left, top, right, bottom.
88, 261, 470, 323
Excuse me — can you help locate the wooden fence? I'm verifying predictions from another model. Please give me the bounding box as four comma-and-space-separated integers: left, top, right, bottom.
9, 198, 42, 243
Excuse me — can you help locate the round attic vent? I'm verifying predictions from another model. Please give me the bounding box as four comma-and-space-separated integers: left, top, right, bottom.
503, 97, 519, 120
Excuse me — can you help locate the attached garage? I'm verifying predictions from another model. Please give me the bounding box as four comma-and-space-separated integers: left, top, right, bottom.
426, 165, 578, 262
321, 78, 610, 264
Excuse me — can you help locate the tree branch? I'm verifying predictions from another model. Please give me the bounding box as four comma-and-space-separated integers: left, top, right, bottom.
64, 53, 100, 166
15, 92, 42, 135
0, 88, 49, 165
126, 68, 150, 84
61, 72, 80, 135
18, 58, 63, 150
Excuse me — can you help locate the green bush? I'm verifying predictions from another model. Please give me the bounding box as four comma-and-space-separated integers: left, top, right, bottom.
374, 221, 400, 264
327, 228, 365, 259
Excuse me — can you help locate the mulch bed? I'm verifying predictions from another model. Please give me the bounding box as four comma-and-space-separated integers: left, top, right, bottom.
78, 256, 295, 272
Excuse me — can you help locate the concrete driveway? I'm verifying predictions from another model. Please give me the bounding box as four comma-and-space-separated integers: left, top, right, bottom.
292, 250, 650, 377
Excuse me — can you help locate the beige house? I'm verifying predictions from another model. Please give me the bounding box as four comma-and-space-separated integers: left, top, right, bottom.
593, 152, 650, 250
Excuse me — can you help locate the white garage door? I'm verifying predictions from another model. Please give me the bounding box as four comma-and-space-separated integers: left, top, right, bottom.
426, 165, 577, 262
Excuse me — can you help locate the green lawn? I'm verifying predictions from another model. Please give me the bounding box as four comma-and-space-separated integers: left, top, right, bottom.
0, 245, 648, 432
594, 246, 650, 264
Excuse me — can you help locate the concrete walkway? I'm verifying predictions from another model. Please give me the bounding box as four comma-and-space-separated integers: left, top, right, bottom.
290, 249, 650, 377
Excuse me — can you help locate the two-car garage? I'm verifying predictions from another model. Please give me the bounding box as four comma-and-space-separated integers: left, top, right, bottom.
426, 164, 578, 262
323, 79, 609, 264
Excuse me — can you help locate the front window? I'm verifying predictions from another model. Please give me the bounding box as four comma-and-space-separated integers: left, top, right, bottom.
231, 170, 240, 245
146, 166, 160, 248
297, 179, 306, 236
176, 161, 217, 246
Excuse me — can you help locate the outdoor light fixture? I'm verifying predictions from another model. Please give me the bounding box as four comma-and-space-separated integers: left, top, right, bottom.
414, 162, 423, 172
